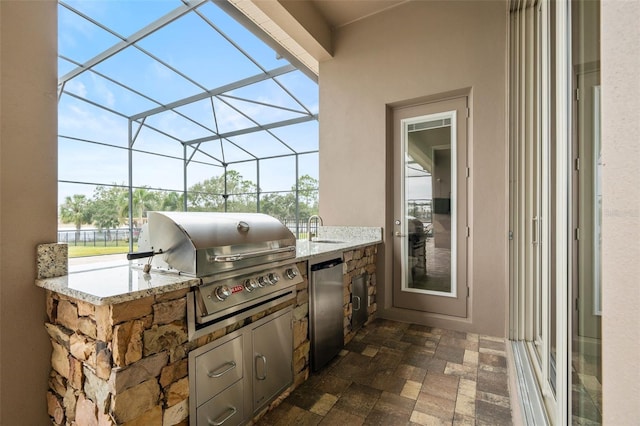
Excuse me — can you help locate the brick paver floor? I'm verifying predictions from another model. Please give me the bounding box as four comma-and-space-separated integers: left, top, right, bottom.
259, 318, 513, 425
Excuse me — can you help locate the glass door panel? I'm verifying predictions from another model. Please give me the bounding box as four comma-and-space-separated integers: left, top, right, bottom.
572, 0, 602, 423
404, 120, 454, 295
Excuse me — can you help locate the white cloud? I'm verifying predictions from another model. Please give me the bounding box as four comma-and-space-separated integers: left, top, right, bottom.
59, 103, 127, 144
66, 80, 88, 97
90, 74, 116, 108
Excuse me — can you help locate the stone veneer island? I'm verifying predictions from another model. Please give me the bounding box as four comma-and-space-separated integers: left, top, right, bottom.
37, 237, 379, 426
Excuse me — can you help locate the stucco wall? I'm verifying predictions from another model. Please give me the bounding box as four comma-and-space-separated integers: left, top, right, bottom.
0, 0, 58, 423
318, 1, 508, 336
601, 1, 640, 423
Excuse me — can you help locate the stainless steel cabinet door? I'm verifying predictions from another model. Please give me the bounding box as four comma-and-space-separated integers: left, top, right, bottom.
251, 309, 293, 411
351, 273, 368, 331
310, 259, 344, 371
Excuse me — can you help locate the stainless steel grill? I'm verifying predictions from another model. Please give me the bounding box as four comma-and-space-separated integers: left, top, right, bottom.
129, 211, 302, 338
134, 211, 297, 276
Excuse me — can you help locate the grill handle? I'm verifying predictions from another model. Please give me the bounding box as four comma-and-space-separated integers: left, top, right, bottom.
126, 250, 162, 260
210, 246, 295, 263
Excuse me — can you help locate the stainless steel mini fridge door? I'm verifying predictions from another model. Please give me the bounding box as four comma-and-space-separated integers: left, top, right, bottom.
309, 257, 344, 371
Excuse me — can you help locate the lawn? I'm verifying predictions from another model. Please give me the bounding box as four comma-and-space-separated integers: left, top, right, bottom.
68, 244, 137, 258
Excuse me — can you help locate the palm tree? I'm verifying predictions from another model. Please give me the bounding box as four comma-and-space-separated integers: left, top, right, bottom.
131, 187, 158, 226
161, 191, 184, 211
59, 194, 92, 242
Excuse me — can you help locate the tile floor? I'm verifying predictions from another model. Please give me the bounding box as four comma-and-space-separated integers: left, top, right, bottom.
260, 319, 514, 425
571, 350, 602, 425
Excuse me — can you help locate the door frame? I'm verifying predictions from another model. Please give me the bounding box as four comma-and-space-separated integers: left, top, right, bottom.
392, 96, 469, 318
573, 65, 602, 345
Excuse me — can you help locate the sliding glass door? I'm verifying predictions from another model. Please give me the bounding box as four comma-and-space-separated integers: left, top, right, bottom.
509, 0, 602, 424
509, 0, 559, 418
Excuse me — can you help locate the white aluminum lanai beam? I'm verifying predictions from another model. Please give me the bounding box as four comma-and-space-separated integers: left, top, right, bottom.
183, 114, 318, 145
58, 0, 209, 85
130, 64, 297, 120
60, 0, 318, 158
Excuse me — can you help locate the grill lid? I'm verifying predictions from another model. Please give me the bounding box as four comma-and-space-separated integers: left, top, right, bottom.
135, 211, 296, 277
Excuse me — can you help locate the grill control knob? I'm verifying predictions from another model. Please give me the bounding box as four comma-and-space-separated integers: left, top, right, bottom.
285, 268, 298, 280
244, 279, 259, 292
257, 276, 269, 287
214, 285, 232, 301
267, 273, 279, 285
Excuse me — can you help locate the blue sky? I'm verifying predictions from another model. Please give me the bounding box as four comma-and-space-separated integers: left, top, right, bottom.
58, 0, 319, 205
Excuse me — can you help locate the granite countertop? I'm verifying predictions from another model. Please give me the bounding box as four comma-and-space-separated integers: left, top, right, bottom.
35, 226, 382, 306
295, 226, 382, 261
36, 257, 201, 305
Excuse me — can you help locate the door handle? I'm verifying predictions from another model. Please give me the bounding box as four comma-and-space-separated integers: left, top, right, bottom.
208, 406, 237, 426
532, 216, 540, 245
394, 232, 405, 237
353, 295, 361, 311
255, 354, 267, 380
207, 361, 236, 378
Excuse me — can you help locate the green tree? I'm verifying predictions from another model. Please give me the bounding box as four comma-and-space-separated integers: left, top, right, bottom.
160, 191, 184, 211
259, 175, 318, 221
260, 192, 296, 220
90, 185, 128, 240
297, 174, 319, 211
188, 170, 257, 212
59, 194, 93, 242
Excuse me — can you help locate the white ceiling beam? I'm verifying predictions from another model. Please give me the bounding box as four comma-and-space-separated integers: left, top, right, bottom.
227, 0, 334, 75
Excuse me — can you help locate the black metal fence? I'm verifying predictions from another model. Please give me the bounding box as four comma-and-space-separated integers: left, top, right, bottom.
58, 228, 141, 247
282, 218, 311, 238
58, 219, 311, 247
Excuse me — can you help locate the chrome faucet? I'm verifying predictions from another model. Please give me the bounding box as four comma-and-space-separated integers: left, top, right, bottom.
307, 215, 323, 241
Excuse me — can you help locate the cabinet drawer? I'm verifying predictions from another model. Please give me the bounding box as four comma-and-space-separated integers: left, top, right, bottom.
196, 380, 244, 426
195, 334, 243, 407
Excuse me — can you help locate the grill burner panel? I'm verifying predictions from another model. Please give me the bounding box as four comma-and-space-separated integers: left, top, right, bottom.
195, 263, 303, 325
186, 260, 303, 340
